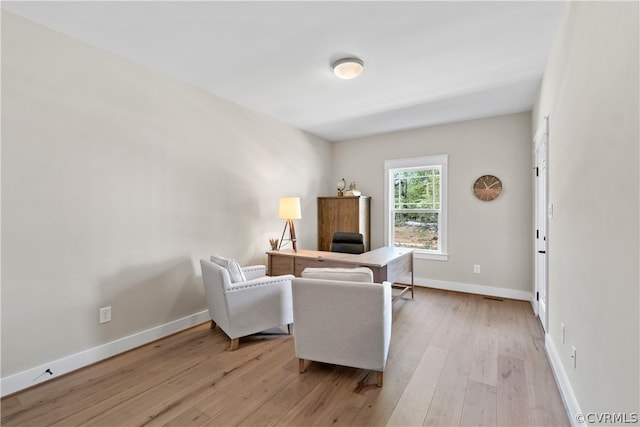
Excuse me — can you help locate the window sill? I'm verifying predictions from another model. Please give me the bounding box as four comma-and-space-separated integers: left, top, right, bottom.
413, 251, 449, 261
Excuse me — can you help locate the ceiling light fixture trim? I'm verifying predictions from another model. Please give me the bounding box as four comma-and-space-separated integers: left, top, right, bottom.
331, 57, 364, 79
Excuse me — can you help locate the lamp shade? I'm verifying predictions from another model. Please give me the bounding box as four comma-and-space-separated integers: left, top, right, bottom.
278, 197, 301, 220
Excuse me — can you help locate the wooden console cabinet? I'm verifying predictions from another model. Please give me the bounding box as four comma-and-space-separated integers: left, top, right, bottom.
317, 196, 370, 252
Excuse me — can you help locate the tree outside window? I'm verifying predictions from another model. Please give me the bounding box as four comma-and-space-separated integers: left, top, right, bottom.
393, 168, 441, 250
385, 155, 448, 260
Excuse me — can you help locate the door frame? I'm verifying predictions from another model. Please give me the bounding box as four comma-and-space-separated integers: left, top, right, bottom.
533, 116, 549, 332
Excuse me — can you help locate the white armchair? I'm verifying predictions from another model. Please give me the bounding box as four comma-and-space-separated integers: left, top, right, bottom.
291, 267, 392, 386
200, 258, 294, 351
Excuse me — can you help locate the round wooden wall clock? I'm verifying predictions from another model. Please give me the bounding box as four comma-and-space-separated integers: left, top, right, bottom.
473, 175, 503, 201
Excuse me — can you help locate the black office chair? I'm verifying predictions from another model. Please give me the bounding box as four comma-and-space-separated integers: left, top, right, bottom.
330, 232, 365, 254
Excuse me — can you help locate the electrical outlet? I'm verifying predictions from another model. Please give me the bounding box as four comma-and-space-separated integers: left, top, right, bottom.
474, 264, 481, 274
571, 345, 577, 368
561, 322, 565, 344
100, 306, 112, 324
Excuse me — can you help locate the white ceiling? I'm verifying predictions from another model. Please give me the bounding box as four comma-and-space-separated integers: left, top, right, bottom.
2, 1, 567, 141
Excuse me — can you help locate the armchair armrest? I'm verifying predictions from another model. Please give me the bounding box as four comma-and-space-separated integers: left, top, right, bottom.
227, 274, 295, 292
242, 265, 267, 280
225, 274, 295, 334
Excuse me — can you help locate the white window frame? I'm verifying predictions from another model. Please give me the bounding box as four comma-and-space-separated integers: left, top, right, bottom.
384, 155, 448, 261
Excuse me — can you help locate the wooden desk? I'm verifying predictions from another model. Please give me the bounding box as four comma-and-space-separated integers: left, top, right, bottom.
267, 247, 414, 299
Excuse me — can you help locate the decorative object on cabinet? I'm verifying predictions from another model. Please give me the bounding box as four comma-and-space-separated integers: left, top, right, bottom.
317, 196, 370, 252
336, 178, 346, 197
344, 181, 361, 197
278, 197, 302, 251
473, 175, 503, 201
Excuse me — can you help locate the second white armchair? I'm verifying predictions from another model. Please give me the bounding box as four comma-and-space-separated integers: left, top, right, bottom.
292, 267, 392, 386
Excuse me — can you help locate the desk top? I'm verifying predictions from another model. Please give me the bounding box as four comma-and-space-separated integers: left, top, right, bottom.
266, 247, 413, 268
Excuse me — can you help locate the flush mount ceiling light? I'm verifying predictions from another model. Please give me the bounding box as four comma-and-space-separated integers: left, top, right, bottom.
331, 57, 364, 79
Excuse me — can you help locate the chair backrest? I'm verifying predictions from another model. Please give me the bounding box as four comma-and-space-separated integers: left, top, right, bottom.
200, 259, 232, 331
330, 232, 365, 254
301, 267, 373, 283
292, 277, 391, 372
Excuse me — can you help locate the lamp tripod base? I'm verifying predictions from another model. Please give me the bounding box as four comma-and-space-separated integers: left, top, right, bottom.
278, 219, 297, 251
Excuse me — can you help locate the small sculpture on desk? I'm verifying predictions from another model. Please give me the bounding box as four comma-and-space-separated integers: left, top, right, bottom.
269, 238, 279, 251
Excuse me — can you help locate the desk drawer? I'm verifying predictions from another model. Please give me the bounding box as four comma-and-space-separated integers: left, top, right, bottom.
269, 254, 294, 276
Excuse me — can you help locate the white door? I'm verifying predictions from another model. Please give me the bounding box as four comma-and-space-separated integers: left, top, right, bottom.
534, 118, 549, 332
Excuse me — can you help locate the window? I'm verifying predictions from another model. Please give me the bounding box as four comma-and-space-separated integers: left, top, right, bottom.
384, 155, 448, 261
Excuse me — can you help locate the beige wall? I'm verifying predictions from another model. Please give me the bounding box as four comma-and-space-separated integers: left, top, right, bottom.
331, 112, 533, 295
1, 12, 331, 377
533, 1, 639, 416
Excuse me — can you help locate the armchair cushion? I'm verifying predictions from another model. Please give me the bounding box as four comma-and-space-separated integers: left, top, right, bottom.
301, 267, 374, 283
211, 254, 246, 283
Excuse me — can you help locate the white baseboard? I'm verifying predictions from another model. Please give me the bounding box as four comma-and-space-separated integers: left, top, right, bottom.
0, 310, 210, 397
415, 277, 532, 301
545, 333, 583, 426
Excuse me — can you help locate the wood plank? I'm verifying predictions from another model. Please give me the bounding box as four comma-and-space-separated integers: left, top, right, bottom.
0, 396, 22, 419
387, 288, 433, 361
422, 294, 479, 426
193, 341, 297, 425
385, 345, 448, 426
497, 354, 534, 426
237, 358, 342, 427
422, 336, 474, 426
351, 288, 444, 427
273, 365, 368, 426
516, 302, 571, 426
138, 335, 294, 427
469, 324, 499, 387
497, 299, 529, 360
460, 380, 497, 426
349, 359, 415, 427
428, 292, 472, 350
163, 407, 211, 427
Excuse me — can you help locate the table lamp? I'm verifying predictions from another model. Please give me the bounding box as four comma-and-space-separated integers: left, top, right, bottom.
278, 197, 301, 251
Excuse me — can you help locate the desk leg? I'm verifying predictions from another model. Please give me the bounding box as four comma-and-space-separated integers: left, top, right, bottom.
391, 254, 414, 301
392, 284, 413, 301
411, 269, 414, 298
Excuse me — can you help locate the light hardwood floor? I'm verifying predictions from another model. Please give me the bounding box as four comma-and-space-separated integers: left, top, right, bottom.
1, 287, 570, 426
